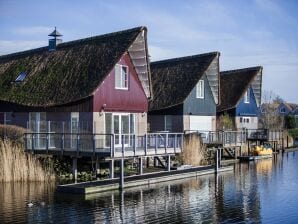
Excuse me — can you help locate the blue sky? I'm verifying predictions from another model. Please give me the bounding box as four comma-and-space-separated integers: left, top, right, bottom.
0, 0, 297, 102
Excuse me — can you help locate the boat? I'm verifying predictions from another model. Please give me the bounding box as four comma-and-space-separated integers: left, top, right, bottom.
253, 144, 273, 156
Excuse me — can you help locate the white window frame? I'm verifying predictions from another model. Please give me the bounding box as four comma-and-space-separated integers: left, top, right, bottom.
196, 80, 204, 99
115, 64, 129, 90
244, 89, 250, 103
280, 107, 286, 113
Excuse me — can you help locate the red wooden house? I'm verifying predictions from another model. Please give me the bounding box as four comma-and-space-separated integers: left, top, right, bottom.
0, 27, 152, 148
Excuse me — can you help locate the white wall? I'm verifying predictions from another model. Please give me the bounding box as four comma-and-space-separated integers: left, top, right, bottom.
235, 116, 258, 129
189, 115, 216, 131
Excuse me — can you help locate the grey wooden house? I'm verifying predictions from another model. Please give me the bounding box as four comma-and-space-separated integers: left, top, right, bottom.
148, 52, 220, 132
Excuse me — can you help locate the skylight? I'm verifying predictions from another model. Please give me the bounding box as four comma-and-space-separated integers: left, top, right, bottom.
15, 72, 27, 82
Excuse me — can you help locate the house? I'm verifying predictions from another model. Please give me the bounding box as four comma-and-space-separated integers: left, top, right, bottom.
217, 66, 263, 130
148, 52, 220, 132
277, 102, 298, 116
0, 27, 152, 147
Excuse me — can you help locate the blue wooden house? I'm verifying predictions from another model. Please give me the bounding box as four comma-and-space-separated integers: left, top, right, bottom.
217, 66, 263, 130
148, 52, 220, 132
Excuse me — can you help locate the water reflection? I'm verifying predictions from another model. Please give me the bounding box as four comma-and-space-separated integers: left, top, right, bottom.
1, 152, 298, 223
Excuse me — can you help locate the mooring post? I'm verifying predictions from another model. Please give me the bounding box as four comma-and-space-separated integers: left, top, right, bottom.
110, 159, 114, 179
215, 148, 219, 174
95, 157, 100, 177
139, 157, 143, 175
119, 158, 124, 189
72, 157, 78, 182
167, 155, 171, 171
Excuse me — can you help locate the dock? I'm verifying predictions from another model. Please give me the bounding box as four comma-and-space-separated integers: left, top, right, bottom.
57, 165, 233, 194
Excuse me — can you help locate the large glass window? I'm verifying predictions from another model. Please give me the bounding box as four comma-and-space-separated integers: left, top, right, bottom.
196, 80, 204, 98
244, 88, 250, 103
115, 64, 128, 89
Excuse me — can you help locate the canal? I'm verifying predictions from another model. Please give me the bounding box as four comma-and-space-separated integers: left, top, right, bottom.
1, 150, 298, 223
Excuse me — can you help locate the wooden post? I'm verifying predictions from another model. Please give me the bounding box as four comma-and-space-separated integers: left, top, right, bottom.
139, 157, 143, 175
119, 158, 124, 189
110, 159, 114, 179
133, 134, 136, 156
72, 157, 78, 182
95, 157, 100, 177
145, 134, 148, 156
121, 134, 124, 157
147, 157, 150, 168
167, 155, 171, 171
215, 148, 219, 174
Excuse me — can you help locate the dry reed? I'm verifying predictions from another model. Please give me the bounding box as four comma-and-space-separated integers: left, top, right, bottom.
179, 134, 207, 166
0, 140, 55, 182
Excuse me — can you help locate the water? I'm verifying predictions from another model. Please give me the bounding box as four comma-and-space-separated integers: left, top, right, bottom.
1, 151, 298, 223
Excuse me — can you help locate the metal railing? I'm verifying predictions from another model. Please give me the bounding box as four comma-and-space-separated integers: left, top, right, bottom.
246, 129, 283, 141
24, 132, 184, 158
184, 130, 246, 146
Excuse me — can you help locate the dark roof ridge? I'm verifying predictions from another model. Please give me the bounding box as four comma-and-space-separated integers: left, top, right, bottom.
221, 66, 262, 75
151, 51, 219, 65
0, 26, 145, 61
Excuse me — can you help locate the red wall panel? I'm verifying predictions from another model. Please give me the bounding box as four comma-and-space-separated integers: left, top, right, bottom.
93, 53, 148, 113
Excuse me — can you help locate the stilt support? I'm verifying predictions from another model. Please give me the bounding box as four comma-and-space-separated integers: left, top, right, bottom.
119, 158, 124, 189
167, 155, 171, 171
72, 157, 78, 181
139, 157, 143, 175
110, 159, 114, 179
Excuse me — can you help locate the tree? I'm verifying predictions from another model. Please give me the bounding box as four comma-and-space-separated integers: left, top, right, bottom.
217, 113, 234, 130
285, 115, 296, 129
259, 90, 284, 129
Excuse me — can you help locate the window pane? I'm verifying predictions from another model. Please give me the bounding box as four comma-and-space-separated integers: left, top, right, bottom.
115, 65, 121, 88
114, 115, 119, 134
105, 113, 112, 134
121, 115, 129, 134
130, 114, 135, 134
121, 66, 128, 88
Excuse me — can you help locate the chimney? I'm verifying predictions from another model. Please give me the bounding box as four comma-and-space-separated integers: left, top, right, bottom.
48, 27, 63, 51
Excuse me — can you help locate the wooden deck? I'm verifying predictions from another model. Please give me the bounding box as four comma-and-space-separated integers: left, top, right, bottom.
24, 132, 183, 158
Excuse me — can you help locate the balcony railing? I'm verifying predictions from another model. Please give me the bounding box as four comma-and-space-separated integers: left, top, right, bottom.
24, 132, 184, 158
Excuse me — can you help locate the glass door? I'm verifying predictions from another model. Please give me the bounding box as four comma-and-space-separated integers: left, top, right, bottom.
29, 112, 46, 148
71, 112, 79, 148
113, 114, 133, 147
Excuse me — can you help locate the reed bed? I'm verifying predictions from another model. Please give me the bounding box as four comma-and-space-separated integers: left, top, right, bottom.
179, 134, 208, 166
0, 140, 55, 182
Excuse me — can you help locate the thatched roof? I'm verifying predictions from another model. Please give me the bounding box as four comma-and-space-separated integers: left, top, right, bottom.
0, 26, 151, 107
149, 52, 219, 111
217, 66, 263, 112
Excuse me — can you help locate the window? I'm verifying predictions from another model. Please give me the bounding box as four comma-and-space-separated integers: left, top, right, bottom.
280, 108, 286, 113
196, 80, 204, 98
164, 115, 172, 131
15, 72, 27, 82
115, 64, 128, 89
4, 112, 12, 125
244, 88, 250, 103
240, 117, 243, 123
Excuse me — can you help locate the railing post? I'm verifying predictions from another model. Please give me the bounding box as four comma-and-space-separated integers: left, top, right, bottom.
76, 133, 79, 156
174, 134, 177, 153
32, 134, 35, 151
155, 133, 158, 154
93, 134, 96, 156
46, 133, 49, 154
61, 133, 64, 155
145, 134, 148, 156
111, 134, 115, 158
133, 134, 136, 156
121, 134, 124, 157
165, 133, 168, 154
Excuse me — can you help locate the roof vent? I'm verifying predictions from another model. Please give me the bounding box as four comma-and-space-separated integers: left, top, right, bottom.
48, 27, 63, 51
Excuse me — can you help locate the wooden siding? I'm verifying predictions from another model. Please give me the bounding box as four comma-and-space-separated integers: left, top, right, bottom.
93, 53, 148, 113
236, 86, 258, 117
0, 113, 3, 124
183, 74, 216, 116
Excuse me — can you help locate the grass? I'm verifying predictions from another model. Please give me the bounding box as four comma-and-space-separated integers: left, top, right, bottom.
178, 134, 208, 166
0, 139, 55, 182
